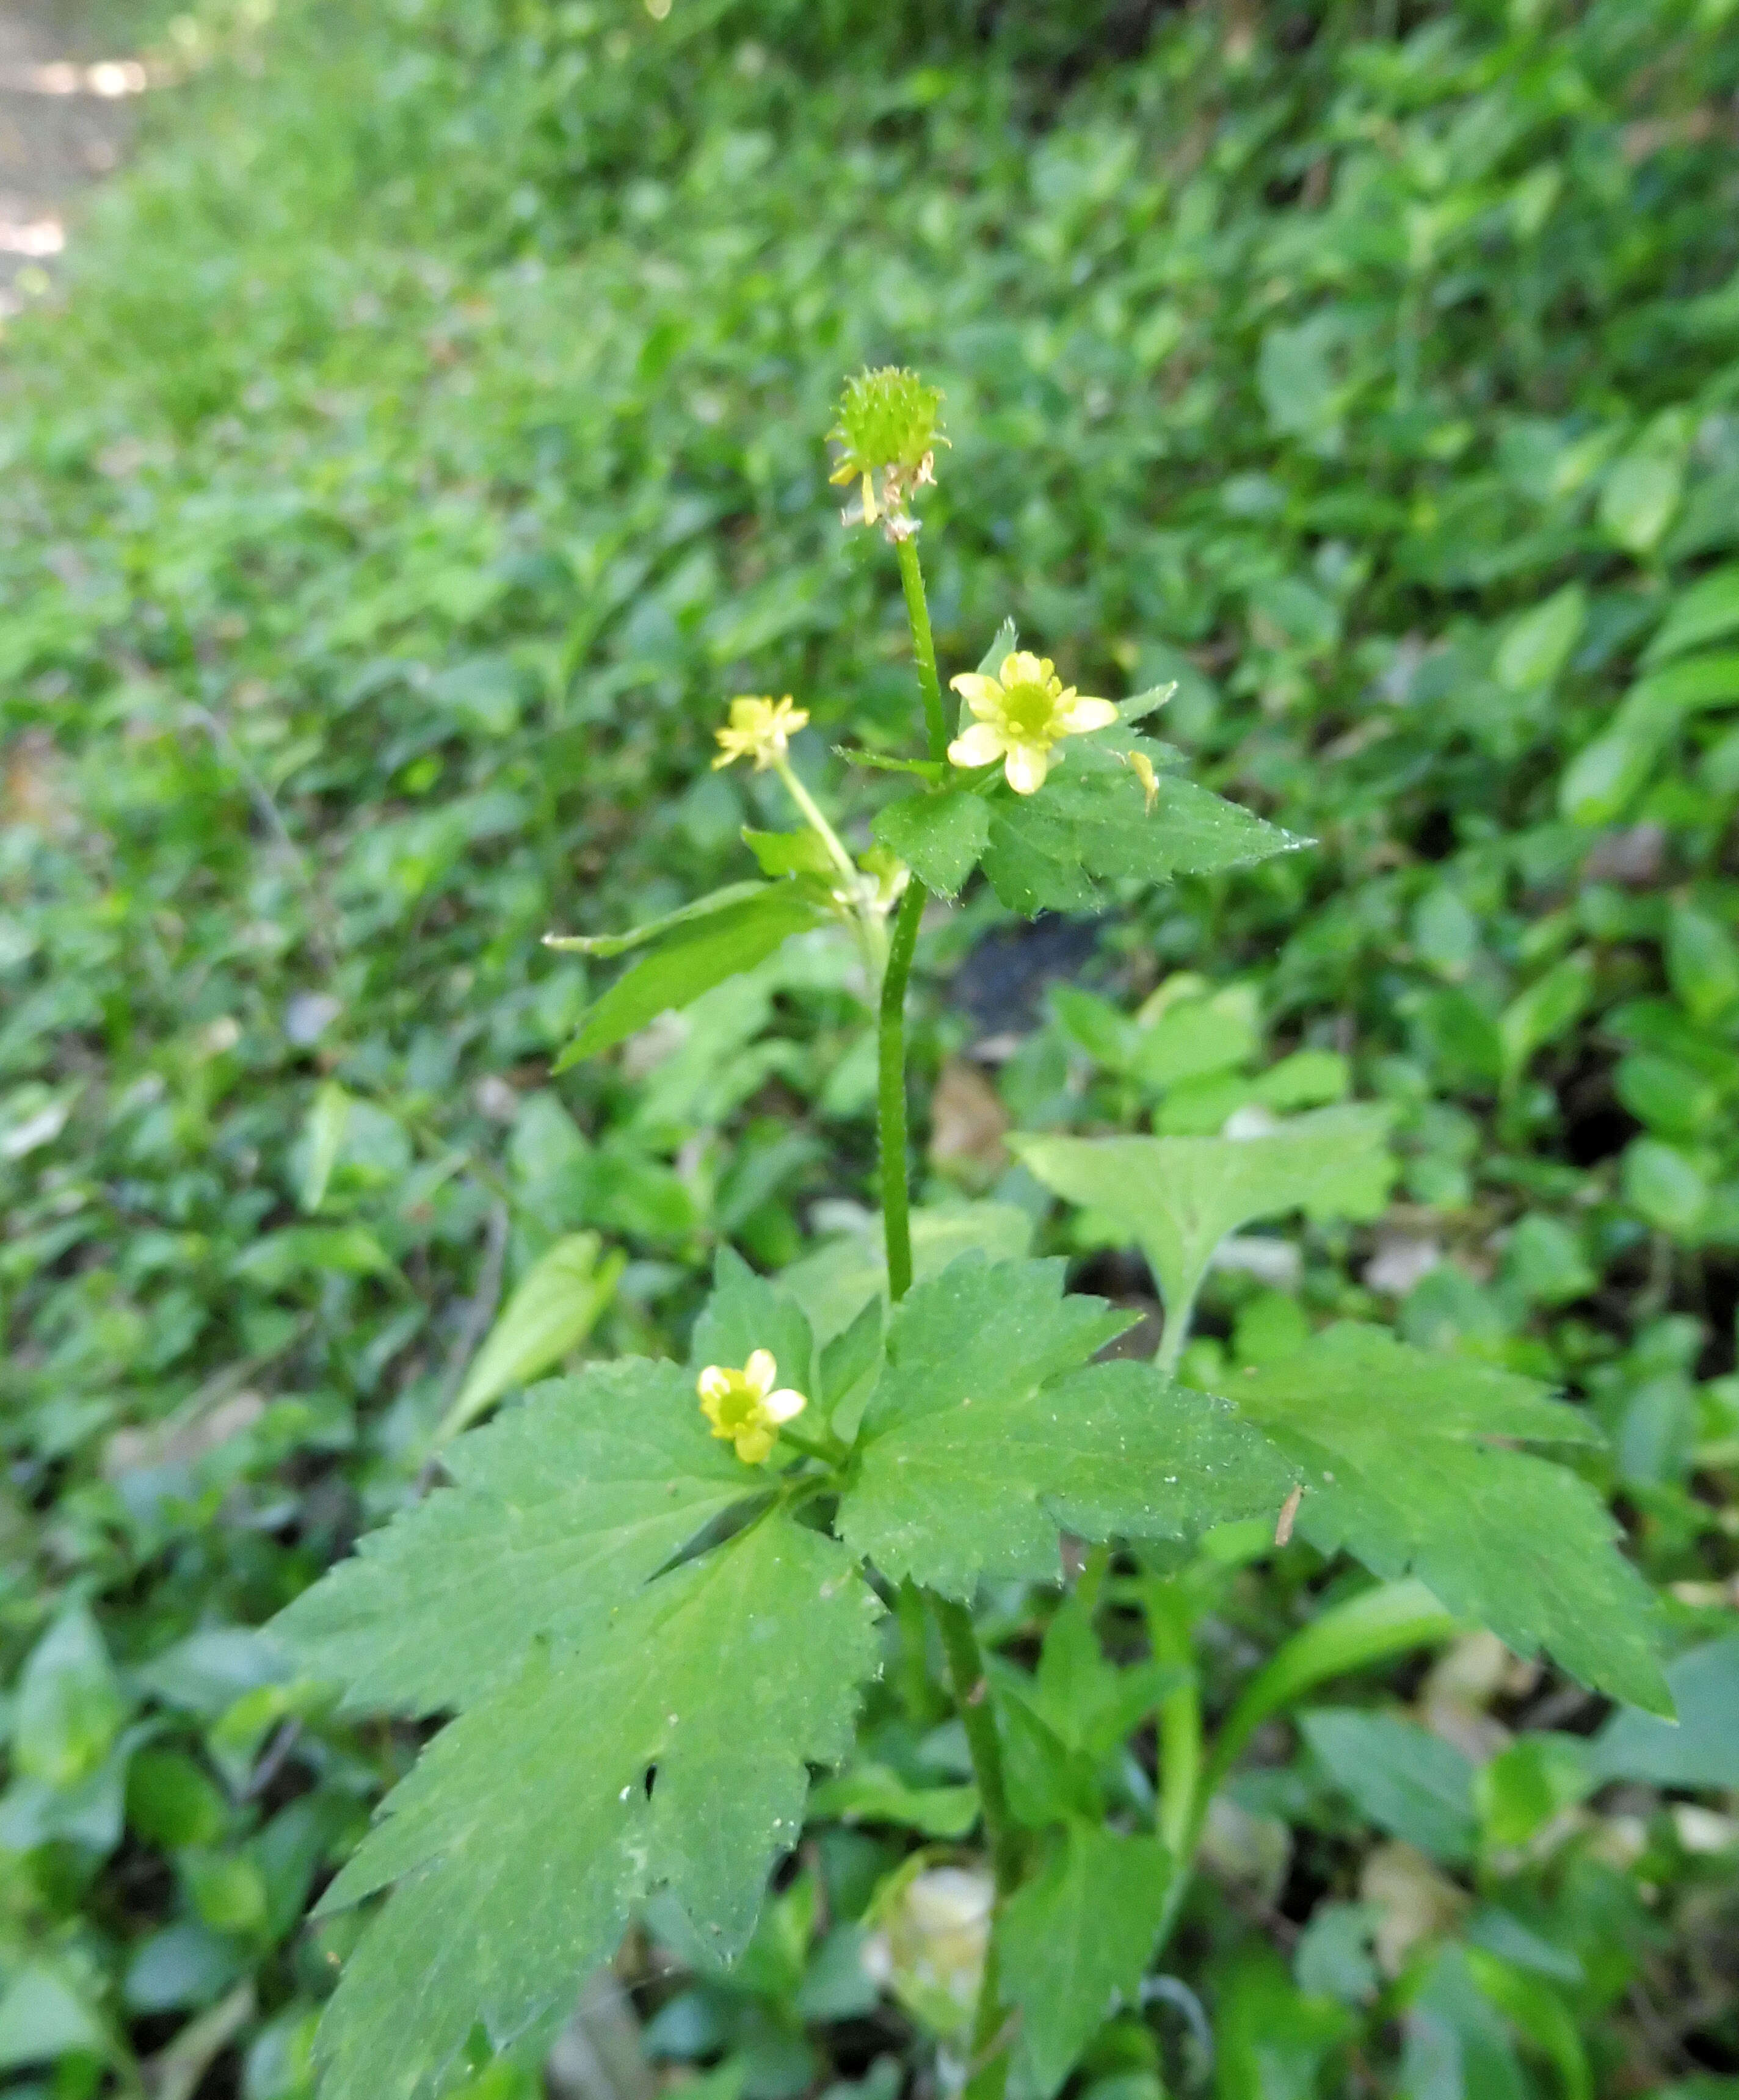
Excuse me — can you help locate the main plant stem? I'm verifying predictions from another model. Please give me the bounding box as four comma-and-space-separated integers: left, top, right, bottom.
931, 1593, 1017, 2100
890, 525, 1013, 2097
895, 534, 949, 764
877, 878, 924, 1301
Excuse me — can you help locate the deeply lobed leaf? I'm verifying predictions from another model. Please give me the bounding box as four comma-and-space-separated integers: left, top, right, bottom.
1224, 1325, 1669, 1714
272, 1358, 755, 1715
312, 1515, 881, 2100
1014, 1106, 1394, 1321
839, 1258, 1288, 1591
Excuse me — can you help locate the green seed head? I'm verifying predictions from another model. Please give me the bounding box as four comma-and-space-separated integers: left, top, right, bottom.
829, 366, 945, 476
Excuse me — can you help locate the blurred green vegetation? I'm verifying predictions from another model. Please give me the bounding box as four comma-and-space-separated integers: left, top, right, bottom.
2, 0, 1739, 2095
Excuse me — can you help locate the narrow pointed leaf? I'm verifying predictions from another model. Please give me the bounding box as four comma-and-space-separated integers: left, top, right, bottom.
440, 1231, 624, 1439
543, 881, 771, 958
556, 886, 827, 1067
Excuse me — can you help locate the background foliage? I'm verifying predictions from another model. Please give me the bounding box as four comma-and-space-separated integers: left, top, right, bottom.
4, 0, 1739, 2095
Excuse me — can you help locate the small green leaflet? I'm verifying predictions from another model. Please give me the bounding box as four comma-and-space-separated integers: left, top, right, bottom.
555, 885, 828, 1067
1589, 1636, 1739, 1787
1014, 1106, 1393, 1326
838, 1258, 1288, 1592
870, 789, 989, 897
1022, 1595, 1184, 1766
272, 1359, 754, 1715
1299, 1709, 1476, 1864
997, 1819, 1171, 2099
982, 762, 1305, 917
438, 1231, 624, 1441
741, 828, 837, 878
311, 1516, 880, 2100
807, 1763, 980, 1839
299, 1081, 352, 1212
1225, 1326, 1671, 1714
1643, 562, 1739, 665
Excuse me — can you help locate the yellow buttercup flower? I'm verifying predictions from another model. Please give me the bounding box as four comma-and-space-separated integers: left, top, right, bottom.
713, 695, 809, 772
697, 1349, 808, 1464
946, 652, 1119, 795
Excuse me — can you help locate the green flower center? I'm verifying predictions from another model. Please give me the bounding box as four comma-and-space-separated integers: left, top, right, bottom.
707, 1377, 761, 1436
999, 679, 1060, 742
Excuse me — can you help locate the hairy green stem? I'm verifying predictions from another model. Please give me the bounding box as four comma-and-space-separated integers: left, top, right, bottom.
929, 1593, 1019, 1892
1145, 1585, 1201, 1861
962, 1938, 1012, 2100
930, 1593, 1017, 2100
878, 879, 925, 1300
895, 534, 949, 764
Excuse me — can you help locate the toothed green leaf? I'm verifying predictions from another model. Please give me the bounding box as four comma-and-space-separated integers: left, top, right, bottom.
997, 1819, 1171, 2099
982, 764, 1305, 917
272, 1358, 753, 1716
870, 788, 990, 896
838, 1258, 1288, 1593
312, 1516, 881, 2100
1225, 1325, 1670, 1714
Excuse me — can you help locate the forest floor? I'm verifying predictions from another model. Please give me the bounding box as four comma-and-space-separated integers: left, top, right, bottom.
0, 0, 140, 313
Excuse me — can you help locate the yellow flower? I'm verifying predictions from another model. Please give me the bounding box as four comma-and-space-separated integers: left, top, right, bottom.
946, 651, 1119, 795
713, 695, 809, 772
697, 1349, 808, 1464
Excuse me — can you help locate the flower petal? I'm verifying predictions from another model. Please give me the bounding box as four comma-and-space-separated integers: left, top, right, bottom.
949, 724, 1007, 769
764, 1387, 808, 1424
1000, 651, 1046, 688
948, 673, 1002, 715
744, 1348, 777, 1397
1058, 695, 1119, 734
735, 1425, 775, 1465
1004, 742, 1050, 795
697, 1366, 733, 1402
